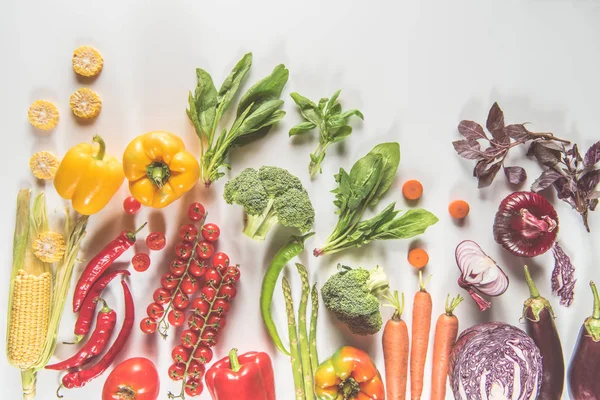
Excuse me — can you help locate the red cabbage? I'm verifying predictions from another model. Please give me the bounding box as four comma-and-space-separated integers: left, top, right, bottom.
449, 322, 542, 400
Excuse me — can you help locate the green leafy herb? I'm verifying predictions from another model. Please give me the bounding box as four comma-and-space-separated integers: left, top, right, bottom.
289, 90, 364, 178
314, 143, 438, 256
187, 53, 289, 186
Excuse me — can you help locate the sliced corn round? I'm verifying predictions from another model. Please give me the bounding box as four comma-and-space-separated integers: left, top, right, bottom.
29, 151, 60, 180
33, 231, 66, 263
28, 100, 59, 130
72, 46, 103, 77
69, 88, 102, 119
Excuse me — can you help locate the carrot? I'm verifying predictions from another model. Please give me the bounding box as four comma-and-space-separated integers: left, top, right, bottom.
448, 200, 470, 219
408, 248, 429, 269
431, 294, 463, 400
410, 271, 432, 400
402, 180, 423, 200
382, 291, 409, 400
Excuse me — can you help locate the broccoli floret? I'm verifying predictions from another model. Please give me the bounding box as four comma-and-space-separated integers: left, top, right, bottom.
321, 264, 389, 336
223, 166, 315, 241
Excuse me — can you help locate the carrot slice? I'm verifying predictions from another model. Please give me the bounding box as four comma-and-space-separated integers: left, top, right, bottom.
402, 180, 423, 200
408, 248, 429, 269
448, 200, 470, 219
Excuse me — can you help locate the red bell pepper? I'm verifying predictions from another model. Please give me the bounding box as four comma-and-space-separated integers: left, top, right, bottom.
205, 348, 276, 400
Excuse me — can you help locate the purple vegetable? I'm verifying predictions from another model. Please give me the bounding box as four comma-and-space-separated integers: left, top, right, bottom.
449, 322, 542, 400
455, 240, 509, 311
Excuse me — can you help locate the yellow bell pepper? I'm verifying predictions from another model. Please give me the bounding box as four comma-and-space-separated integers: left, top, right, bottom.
54, 135, 124, 215
123, 131, 199, 208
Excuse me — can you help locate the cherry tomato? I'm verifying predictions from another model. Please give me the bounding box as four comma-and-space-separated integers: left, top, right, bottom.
201, 223, 220, 242
187, 313, 204, 332
161, 274, 179, 290
146, 232, 166, 251
153, 288, 172, 305
175, 242, 193, 259
181, 275, 199, 295
225, 266, 240, 283
168, 363, 186, 381
201, 285, 217, 302
132, 253, 151, 272
170, 259, 187, 276
201, 328, 218, 347
146, 302, 164, 320
179, 224, 199, 242
193, 344, 213, 363
186, 360, 205, 380
123, 196, 141, 215
173, 292, 190, 309
191, 297, 210, 316
188, 202, 206, 221
204, 269, 222, 287
196, 241, 215, 259
218, 284, 237, 300
172, 345, 191, 363
212, 299, 230, 316
188, 259, 207, 277
102, 357, 159, 400
207, 315, 226, 330
139, 317, 157, 334
181, 329, 199, 349
211, 252, 230, 269
184, 378, 203, 397
167, 310, 185, 327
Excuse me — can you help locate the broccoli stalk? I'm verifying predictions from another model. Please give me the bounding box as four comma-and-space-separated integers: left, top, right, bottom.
243, 198, 278, 240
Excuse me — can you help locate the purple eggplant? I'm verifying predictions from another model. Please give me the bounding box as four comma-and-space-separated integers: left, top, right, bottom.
522, 265, 564, 400
568, 281, 600, 399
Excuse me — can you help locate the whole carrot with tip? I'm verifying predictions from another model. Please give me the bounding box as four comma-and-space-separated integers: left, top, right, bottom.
382, 290, 409, 400
410, 271, 432, 400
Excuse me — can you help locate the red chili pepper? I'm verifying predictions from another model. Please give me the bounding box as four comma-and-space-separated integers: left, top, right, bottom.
57, 280, 135, 397
73, 223, 146, 312
46, 299, 116, 370
69, 269, 130, 344
205, 348, 276, 400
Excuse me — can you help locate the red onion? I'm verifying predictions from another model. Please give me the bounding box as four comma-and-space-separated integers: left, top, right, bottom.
455, 240, 509, 311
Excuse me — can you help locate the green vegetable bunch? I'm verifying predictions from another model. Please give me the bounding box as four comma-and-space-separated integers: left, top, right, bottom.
321, 264, 390, 335
289, 90, 364, 178
314, 142, 438, 256
223, 166, 315, 241
187, 53, 289, 186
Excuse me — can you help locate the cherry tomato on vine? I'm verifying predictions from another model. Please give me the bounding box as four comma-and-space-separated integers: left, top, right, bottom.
201, 285, 217, 302
167, 310, 185, 327
188, 259, 207, 277
181, 275, 199, 295
139, 317, 157, 334
175, 242, 193, 259
180, 329, 199, 349
146, 232, 166, 251
201, 328, 218, 347
201, 223, 220, 242
146, 302, 165, 320
186, 361, 205, 380
161, 273, 179, 290
188, 313, 204, 332
211, 252, 230, 270
123, 196, 141, 215
185, 378, 203, 397
207, 315, 226, 330
218, 284, 237, 300
187, 202, 206, 221
170, 259, 187, 276
193, 344, 213, 363
225, 266, 241, 283
191, 297, 210, 316
102, 357, 159, 400
179, 224, 199, 242
153, 288, 172, 305
168, 363, 186, 381
132, 253, 151, 272
196, 241, 215, 259
172, 345, 191, 364
173, 292, 190, 309
204, 269, 222, 287
212, 299, 230, 316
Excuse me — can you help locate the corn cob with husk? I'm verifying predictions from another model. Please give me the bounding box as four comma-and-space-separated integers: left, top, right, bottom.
6, 189, 88, 399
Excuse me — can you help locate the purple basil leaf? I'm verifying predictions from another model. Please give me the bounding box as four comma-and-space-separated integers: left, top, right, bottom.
531, 169, 562, 192
453, 139, 483, 160
504, 124, 532, 143
588, 191, 600, 200
553, 176, 576, 200
486, 102, 505, 136
503, 166, 527, 185
529, 141, 561, 167
578, 169, 600, 193
473, 159, 488, 178
551, 242, 576, 307
483, 146, 505, 159
477, 162, 502, 188
458, 120, 487, 141
590, 198, 599, 211
584, 140, 600, 167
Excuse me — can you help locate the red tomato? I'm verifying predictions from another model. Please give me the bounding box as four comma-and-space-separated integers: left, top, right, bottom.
184, 378, 203, 397
225, 266, 240, 283
102, 357, 159, 400
191, 298, 210, 316
161, 274, 179, 290
153, 288, 172, 305
170, 259, 187, 276
193, 344, 213, 363
218, 284, 237, 300
123, 196, 141, 215
188, 259, 207, 277
168, 363, 185, 381
173, 292, 190, 309
132, 253, 151, 272
181, 275, 199, 295
188, 313, 204, 332
201, 328, 218, 347
179, 224, 199, 241
201, 285, 217, 302
186, 360, 205, 380
180, 329, 199, 349
175, 242, 193, 260
167, 310, 185, 327
139, 317, 157, 334
195, 241, 215, 259
201, 223, 220, 242
146, 232, 166, 251
211, 252, 230, 269
146, 302, 164, 320
187, 202, 206, 221
204, 269, 222, 287
171, 345, 190, 363
212, 299, 230, 316
207, 315, 226, 330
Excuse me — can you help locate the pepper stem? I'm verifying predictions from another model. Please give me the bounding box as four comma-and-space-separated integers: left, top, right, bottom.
96, 297, 111, 313
126, 222, 148, 240
92, 135, 106, 160
229, 348, 241, 373
146, 161, 171, 188
524, 265, 540, 299
339, 377, 360, 399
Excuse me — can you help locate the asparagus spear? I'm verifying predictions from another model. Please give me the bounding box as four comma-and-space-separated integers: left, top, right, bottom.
283, 277, 305, 400
309, 283, 319, 375
296, 264, 315, 399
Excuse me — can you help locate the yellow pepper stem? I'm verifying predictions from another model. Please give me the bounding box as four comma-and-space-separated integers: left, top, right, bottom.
146, 161, 171, 189
92, 135, 106, 160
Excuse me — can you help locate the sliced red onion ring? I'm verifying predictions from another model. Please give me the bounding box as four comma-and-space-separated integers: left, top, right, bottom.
455, 240, 509, 311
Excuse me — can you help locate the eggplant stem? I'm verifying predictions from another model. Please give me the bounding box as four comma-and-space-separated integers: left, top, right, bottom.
591, 281, 600, 320
523, 265, 540, 298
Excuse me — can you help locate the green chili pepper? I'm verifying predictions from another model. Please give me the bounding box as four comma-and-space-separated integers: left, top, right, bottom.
260, 232, 314, 355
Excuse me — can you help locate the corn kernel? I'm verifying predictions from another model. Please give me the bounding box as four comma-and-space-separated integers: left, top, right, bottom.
69, 88, 102, 119
28, 100, 59, 130
72, 46, 103, 77
29, 151, 60, 180
32, 231, 65, 263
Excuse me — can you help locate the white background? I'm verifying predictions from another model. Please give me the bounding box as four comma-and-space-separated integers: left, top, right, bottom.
1, 1, 600, 399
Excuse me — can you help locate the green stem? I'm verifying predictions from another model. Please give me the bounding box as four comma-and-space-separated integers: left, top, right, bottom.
523, 265, 540, 298
295, 264, 314, 399
282, 277, 305, 400
309, 141, 329, 178
592, 281, 600, 320
125, 222, 147, 241
383, 290, 405, 321
445, 294, 464, 316
309, 283, 319, 376
585, 281, 600, 342
92, 135, 106, 160
146, 162, 171, 188
339, 377, 360, 399
21, 369, 37, 400
229, 348, 241, 373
